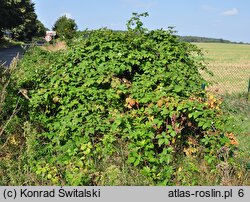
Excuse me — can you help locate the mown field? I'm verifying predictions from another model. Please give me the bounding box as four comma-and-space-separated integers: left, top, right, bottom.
195, 43, 250, 94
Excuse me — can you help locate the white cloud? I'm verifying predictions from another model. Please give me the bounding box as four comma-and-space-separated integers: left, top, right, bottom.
221, 8, 239, 16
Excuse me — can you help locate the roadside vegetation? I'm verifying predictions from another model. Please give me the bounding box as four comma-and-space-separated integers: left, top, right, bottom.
221, 93, 250, 161
1, 13, 249, 185
0, 37, 24, 50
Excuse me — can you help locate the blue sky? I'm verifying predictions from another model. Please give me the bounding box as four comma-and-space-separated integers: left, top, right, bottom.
32, 0, 250, 43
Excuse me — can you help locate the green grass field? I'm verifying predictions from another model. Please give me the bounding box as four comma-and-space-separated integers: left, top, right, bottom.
195, 43, 250, 94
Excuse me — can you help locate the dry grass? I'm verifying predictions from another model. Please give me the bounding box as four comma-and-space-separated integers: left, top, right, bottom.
41, 41, 67, 52
195, 43, 250, 94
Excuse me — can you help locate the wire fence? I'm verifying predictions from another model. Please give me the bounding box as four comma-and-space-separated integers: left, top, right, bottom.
196, 43, 250, 96
203, 64, 250, 95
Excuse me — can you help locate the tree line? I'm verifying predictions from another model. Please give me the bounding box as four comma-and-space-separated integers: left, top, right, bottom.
179, 35, 248, 44
0, 0, 47, 42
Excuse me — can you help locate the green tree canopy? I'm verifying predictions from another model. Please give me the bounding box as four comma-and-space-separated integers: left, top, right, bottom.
52, 15, 78, 40
0, 0, 47, 41
0, 0, 24, 29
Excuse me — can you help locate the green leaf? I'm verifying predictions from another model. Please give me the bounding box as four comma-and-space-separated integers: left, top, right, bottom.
174, 85, 183, 93
202, 122, 211, 130
134, 158, 140, 166
127, 157, 135, 164
193, 111, 200, 119
158, 139, 165, 147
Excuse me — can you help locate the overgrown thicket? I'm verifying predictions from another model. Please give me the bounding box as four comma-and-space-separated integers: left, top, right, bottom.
1, 13, 248, 185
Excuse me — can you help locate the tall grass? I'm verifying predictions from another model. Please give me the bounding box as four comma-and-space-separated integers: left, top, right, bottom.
0, 56, 40, 185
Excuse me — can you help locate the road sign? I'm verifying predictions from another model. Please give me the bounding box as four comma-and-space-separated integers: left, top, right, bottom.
45, 35, 52, 42
46, 31, 56, 36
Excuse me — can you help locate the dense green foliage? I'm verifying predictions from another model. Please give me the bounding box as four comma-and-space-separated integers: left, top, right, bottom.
53, 15, 77, 40
0, 0, 25, 32
1, 13, 246, 185
11, 18, 46, 42
0, 0, 46, 41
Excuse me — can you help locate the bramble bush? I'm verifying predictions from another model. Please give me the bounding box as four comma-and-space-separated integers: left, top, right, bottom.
10, 13, 240, 185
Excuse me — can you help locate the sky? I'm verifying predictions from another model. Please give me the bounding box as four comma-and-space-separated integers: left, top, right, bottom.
32, 0, 250, 43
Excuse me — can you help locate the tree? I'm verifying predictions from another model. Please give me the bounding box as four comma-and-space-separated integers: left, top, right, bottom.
10, 1, 36, 41
52, 15, 77, 40
0, 0, 25, 37
11, 19, 47, 42
0, 0, 26, 27
0, 0, 47, 41
35, 20, 47, 37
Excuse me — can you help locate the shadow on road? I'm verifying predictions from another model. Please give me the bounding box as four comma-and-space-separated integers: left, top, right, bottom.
0, 46, 24, 67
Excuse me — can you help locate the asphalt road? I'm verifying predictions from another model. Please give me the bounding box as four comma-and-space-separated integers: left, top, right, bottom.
0, 46, 25, 67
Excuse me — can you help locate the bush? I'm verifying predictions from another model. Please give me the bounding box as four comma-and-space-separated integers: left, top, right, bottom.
12, 13, 237, 185
4, 13, 242, 185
